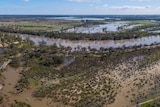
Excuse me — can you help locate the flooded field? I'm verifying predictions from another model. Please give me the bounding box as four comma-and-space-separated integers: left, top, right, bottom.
151, 30, 160, 33
63, 56, 75, 66
66, 21, 144, 34
21, 34, 160, 50
2, 67, 21, 94
50, 16, 106, 21
0, 66, 71, 107
124, 24, 142, 29
66, 22, 127, 33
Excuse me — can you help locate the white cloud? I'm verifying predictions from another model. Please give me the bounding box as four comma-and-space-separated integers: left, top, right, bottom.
111, 6, 150, 10
99, 4, 151, 10
23, 0, 30, 2
93, 4, 154, 14
130, 0, 151, 1
68, 0, 101, 3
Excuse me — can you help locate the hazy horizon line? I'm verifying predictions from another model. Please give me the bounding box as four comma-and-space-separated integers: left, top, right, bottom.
0, 14, 160, 16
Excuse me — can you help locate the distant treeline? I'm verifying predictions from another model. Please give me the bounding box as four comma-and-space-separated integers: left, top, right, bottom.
1, 15, 160, 21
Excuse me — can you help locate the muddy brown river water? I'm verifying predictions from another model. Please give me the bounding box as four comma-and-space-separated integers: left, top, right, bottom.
20, 34, 160, 51
1, 66, 70, 107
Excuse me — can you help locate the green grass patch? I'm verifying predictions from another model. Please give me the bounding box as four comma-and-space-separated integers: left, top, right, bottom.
141, 100, 154, 107
128, 20, 154, 25
11, 101, 31, 107
0, 21, 80, 31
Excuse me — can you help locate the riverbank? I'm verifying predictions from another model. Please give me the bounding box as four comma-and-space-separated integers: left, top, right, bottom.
18, 33, 160, 51
0, 43, 8, 48
0, 60, 11, 70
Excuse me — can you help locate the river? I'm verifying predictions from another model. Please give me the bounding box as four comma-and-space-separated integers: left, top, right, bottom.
20, 34, 160, 50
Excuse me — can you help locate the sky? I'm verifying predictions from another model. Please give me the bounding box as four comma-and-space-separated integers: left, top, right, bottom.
0, 0, 160, 15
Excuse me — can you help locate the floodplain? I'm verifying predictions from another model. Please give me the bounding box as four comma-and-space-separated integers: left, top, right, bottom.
0, 15, 160, 107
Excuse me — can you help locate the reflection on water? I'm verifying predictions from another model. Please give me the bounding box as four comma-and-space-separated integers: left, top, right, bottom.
50, 17, 106, 21
151, 30, 160, 33
66, 22, 126, 33
20, 34, 160, 50
125, 24, 142, 29
63, 56, 75, 66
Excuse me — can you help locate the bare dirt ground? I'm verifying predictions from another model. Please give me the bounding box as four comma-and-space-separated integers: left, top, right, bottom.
108, 61, 160, 107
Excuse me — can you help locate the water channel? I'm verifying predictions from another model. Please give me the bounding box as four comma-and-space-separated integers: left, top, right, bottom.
20, 34, 160, 50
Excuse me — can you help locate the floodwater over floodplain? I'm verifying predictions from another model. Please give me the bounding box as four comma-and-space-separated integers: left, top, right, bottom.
20, 34, 160, 50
